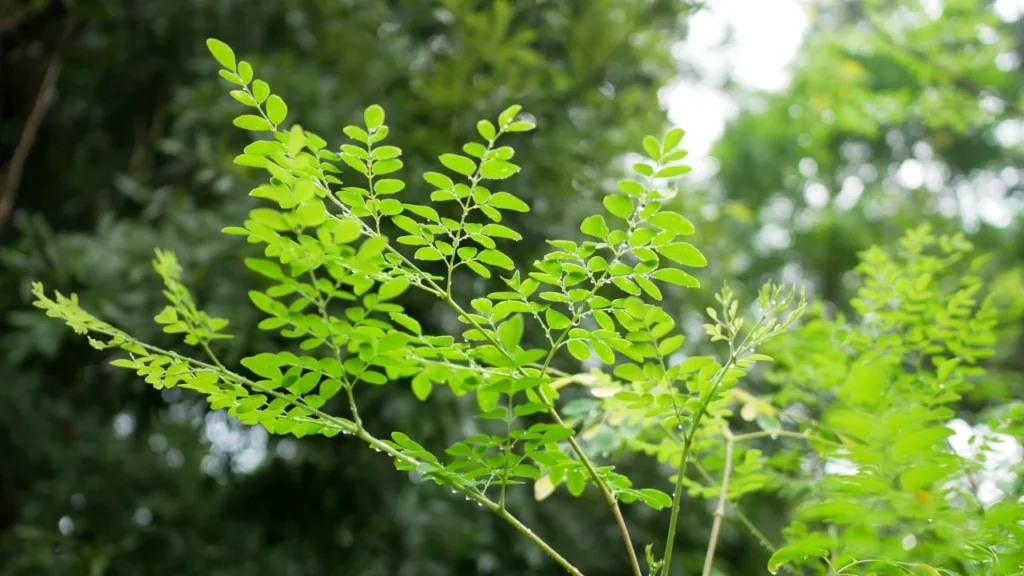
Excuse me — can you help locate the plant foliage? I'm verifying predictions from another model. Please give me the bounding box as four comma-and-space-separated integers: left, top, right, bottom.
31, 39, 1024, 576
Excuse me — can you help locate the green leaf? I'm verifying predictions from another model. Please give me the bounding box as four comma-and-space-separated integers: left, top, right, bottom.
653, 165, 691, 178
546, 309, 571, 330
266, 95, 287, 126
664, 127, 684, 150
642, 136, 661, 160
480, 160, 520, 180
361, 371, 387, 385
937, 357, 960, 381
252, 80, 270, 104
767, 546, 829, 574
477, 120, 496, 140
637, 488, 672, 509
892, 427, 955, 459
839, 361, 887, 406
343, 125, 369, 143
633, 163, 653, 177
412, 374, 432, 401
240, 353, 283, 380
235, 63, 254, 85
218, 70, 243, 85
614, 363, 645, 381
567, 340, 590, 361
612, 277, 640, 295
364, 105, 385, 130
374, 179, 405, 195
498, 104, 522, 126
488, 192, 530, 212
507, 121, 535, 132
233, 115, 273, 131
658, 335, 684, 356
657, 243, 707, 267
389, 312, 422, 335
538, 425, 575, 444
439, 154, 476, 177
679, 356, 714, 374
650, 268, 699, 287
424, 171, 454, 191
580, 215, 609, 238
229, 90, 256, 106
478, 388, 500, 412
415, 247, 444, 261
295, 202, 327, 227
481, 224, 522, 241
206, 38, 236, 70
477, 250, 514, 270
649, 211, 695, 235
244, 258, 282, 280
603, 195, 634, 219
591, 340, 615, 364
378, 278, 410, 301
154, 306, 177, 324
372, 146, 401, 160
618, 180, 645, 197
320, 379, 342, 401
498, 314, 524, 350
466, 261, 492, 279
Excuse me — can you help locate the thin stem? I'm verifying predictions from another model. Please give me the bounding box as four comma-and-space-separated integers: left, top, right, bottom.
662, 310, 777, 574
500, 388, 513, 511
662, 353, 735, 575
692, 460, 777, 553
506, 300, 642, 576
701, 429, 734, 576
306, 269, 362, 428
732, 429, 842, 448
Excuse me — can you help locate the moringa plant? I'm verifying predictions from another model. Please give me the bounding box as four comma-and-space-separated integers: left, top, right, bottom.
32, 40, 1024, 576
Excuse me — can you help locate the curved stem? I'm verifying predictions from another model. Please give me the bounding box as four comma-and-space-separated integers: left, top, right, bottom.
661, 356, 733, 575
691, 460, 778, 554
701, 429, 734, 576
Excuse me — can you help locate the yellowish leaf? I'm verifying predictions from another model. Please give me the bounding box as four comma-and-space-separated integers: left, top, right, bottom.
534, 475, 555, 501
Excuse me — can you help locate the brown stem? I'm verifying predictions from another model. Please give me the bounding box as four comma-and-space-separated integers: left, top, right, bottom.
701, 429, 735, 576
0, 43, 62, 232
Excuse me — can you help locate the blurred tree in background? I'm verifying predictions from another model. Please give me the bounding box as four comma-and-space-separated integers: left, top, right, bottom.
0, 0, 1021, 574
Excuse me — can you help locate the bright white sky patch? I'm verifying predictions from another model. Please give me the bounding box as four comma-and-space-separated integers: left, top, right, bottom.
664, 0, 809, 178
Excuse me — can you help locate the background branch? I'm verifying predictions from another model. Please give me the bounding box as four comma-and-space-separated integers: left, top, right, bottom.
0, 24, 67, 233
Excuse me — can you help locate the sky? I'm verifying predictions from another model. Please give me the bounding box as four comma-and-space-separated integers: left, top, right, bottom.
665, 0, 810, 179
